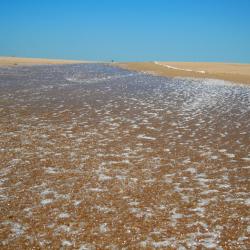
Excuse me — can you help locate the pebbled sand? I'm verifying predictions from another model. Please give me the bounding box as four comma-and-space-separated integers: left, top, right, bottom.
0, 56, 87, 67
117, 62, 250, 85
0, 64, 249, 249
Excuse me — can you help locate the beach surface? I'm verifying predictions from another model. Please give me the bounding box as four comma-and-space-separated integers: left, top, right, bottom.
0, 63, 249, 249
0, 56, 87, 67
117, 62, 250, 85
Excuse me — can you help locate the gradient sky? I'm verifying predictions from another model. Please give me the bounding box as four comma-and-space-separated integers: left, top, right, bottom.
1, 0, 250, 62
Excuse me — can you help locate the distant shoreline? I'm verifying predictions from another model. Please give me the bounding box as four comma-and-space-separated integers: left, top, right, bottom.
1, 57, 250, 85
116, 62, 250, 85
0, 56, 88, 67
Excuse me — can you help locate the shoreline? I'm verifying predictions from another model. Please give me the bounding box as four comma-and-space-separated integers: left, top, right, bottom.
1, 57, 250, 86
116, 62, 250, 85
0, 56, 88, 67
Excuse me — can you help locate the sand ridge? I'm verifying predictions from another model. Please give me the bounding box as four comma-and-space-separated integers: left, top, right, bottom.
117, 62, 250, 85
0, 56, 88, 67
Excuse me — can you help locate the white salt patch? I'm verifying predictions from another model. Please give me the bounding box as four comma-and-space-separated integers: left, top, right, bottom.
182, 158, 191, 164
131, 124, 139, 129
218, 149, 227, 153
242, 157, 250, 161
56, 225, 71, 233
129, 207, 153, 219
200, 236, 218, 249
94, 205, 114, 213
1, 221, 26, 238
98, 173, 112, 181
240, 132, 247, 135
79, 243, 95, 250
144, 178, 156, 183
116, 175, 127, 180
58, 213, 70, 219
41, 199, 53, 205
137, 134, 156, 140
191, 207, 205, 215
181, 194, 190, 203
99, 223, 109, 233
122, 159, 131, 164
185, 167, 196, 174
41, 189, 54, 196
158, 204, 166, 210
218, 183, 230, 189
151, 239, 173, 248
198, 199, 210, 206
8, 158, 21, 166
88, 188, 105, 192
238, 236, 248, 242
210, 155, 218, 160
139, 240, 148, 248
172, 213, 183, 219
45, 167, 59, 174
163, 175, 173, 184
128, 201, 140, 206
147, 126, 159, 131
245, 198, 250, 205
242, 166, 250, 169
201, 190, 218, 195
11, 222, 25, 236
74, 200, 82, 206
61, 240, 72, 247
225, 153, 235, 158
178, 245, 187, 250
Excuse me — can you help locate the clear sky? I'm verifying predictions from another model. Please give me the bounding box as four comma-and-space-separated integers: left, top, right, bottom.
1, 0, 250, 62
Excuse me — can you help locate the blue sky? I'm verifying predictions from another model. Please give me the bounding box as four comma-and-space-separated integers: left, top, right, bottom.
1, 0, 250, 62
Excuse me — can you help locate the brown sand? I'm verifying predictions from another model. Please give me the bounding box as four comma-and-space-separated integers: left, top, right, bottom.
117, 62, 250, 85
0, 64, 249, 249
0, 56, 87, 67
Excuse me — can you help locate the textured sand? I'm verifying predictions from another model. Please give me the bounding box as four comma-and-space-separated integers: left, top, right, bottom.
0, 57, 87, 67
0, 64, 249, 249
117, 62, 250, 85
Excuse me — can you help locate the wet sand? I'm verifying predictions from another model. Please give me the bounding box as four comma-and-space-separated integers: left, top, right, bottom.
117, 62, 250, 85
0, 57, 87, 67
0, 64, 249, 249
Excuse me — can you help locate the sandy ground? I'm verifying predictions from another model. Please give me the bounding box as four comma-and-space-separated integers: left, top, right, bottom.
0, 64, 249, 249
117, 62, 250, 85
0, 57, 87, 67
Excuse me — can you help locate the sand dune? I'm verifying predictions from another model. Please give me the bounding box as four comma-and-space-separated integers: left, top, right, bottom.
117, 62, 250, 85
0, 56, 87, 67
